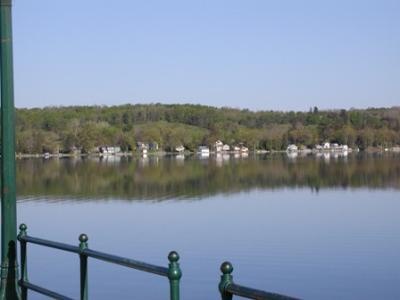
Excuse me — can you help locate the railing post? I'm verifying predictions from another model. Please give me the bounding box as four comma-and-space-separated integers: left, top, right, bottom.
17, 225, 27, 300
219, 261, 234, 300
167, 251, 181, 300
78, 234, 88, 300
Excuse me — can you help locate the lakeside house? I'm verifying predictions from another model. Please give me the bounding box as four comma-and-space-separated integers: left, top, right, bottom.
136, 141, 159, 153
222, 144, 230, 152
136, 142, 148, 155
240, 146, 249, 153
314, 142, 350, 152
99, 146, 121, 155
149, 142, 159, 151
286, 144, 298, 152
136, 142, 147, 150
315, 145, 323, 151
198, 146, 210, 155
214, 140, 224, 152
331, 143, 349, 152
175, 145, 185, 153
233, 146, 241, 152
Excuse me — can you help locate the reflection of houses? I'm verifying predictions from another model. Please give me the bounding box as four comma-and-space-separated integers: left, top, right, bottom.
214, 140, 224, 152
286, 151, 298, 159
175, 153, 185, 165
99, 146, 121, 155
286, 144, 298, 152
175, 145, 185, 153
100, 155, 121, 163
241, 151, 249, 158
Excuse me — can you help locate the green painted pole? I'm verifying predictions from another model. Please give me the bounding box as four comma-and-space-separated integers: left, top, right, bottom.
167, 251, 181, 300
0, 0, 20, 298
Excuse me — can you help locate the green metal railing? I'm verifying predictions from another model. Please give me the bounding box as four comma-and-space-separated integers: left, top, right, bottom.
17, 224, 182, 300
17, 224, 300, 300
218, 262, 299, 300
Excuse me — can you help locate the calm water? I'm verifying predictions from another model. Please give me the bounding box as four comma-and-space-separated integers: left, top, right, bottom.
15, 153, 400, 299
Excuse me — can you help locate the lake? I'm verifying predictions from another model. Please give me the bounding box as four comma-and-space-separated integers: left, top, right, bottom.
16, 152, 400, 299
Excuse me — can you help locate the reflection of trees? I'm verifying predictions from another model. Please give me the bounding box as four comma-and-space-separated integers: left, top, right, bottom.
16, 153, 400, 201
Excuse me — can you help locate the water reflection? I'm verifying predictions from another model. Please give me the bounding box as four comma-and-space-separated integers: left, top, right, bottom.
16, 153, 400, 201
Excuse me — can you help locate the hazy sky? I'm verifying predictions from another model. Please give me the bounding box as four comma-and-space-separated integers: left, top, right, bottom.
12, 0, 400, 111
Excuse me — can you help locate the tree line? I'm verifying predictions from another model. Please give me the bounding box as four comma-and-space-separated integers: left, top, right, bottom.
13, 104, 400, 154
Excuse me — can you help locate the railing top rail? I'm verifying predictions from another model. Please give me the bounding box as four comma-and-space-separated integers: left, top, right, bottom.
226, 283, 300, 300
17, 225, 174, 278
19, 235, 80, 254
82, 248, 169, 277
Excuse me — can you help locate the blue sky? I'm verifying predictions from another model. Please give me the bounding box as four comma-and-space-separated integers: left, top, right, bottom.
12, 0, 400, 111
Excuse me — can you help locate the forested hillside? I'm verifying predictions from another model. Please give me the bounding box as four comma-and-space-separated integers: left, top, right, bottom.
14, 104, 400, 154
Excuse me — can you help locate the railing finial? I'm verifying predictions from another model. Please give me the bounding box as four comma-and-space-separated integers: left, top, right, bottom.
168, 251, 179, 263
220, 261, 233, 275
79, 234, 88, 250
18, 223, 27, 237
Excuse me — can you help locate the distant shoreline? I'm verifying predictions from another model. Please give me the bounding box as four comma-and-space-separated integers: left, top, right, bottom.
14, 147, 400, 159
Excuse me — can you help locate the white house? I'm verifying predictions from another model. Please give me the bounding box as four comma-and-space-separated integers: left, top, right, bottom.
287, 144, 298, 152
198, 146, 210, 154
214, 140, 224, 152
240, 146, 249, 153
137, 142, 148, 150
315, 145, 323, 151
100, 146, 121, 155
175, 145, 185, 153
332, 143, 340, 150
233, 146, 241, 152
136, 142, 148, 155
323, 142, 330, 149
222, 144, 230, 152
